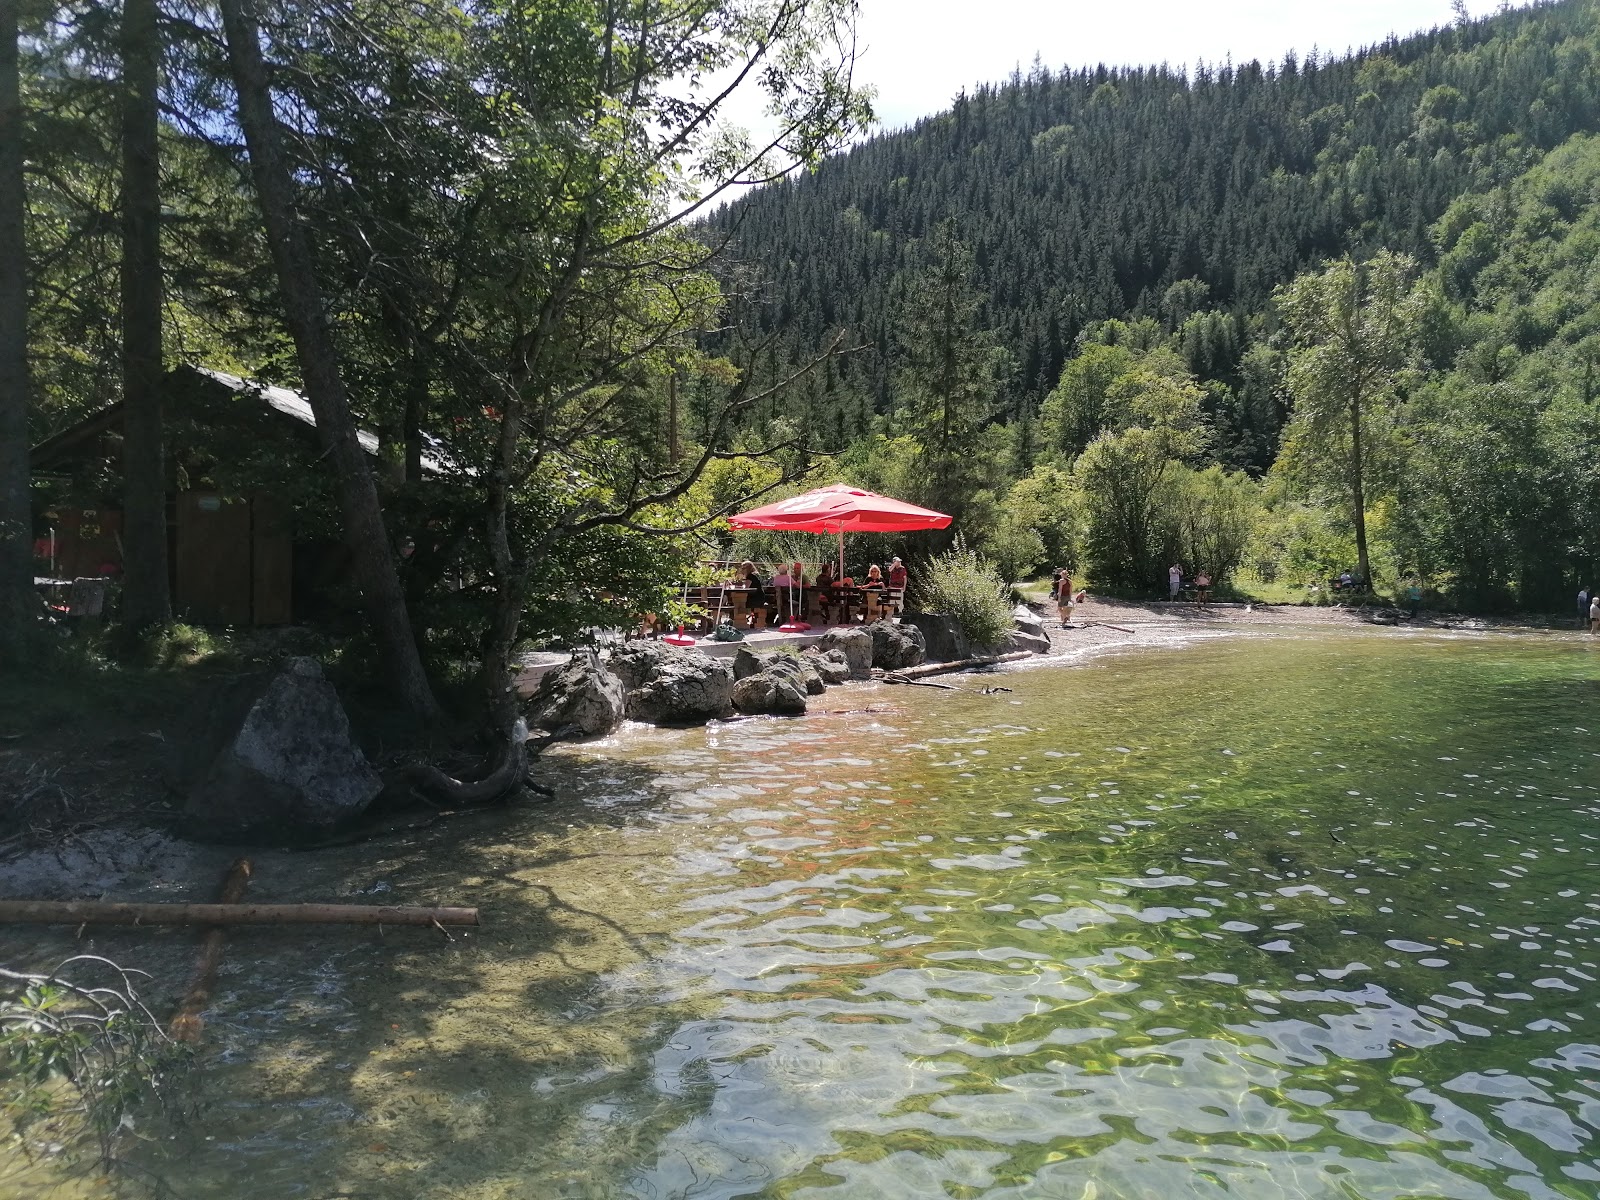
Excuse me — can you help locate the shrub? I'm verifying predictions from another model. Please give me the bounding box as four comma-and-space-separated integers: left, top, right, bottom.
911, 541, 1013, 649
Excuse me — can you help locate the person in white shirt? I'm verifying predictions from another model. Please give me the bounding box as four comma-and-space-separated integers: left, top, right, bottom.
1168, 563, 1182, 599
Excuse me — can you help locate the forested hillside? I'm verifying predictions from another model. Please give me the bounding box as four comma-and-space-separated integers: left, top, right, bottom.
712, 0, 1595, 449
705, 0, 1600, 609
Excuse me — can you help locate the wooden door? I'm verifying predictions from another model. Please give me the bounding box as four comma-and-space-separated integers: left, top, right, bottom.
175, 492, 252, 625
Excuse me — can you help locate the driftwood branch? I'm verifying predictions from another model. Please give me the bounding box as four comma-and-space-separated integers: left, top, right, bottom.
882, 673, 959, 690
168, 857, 252, 1042
886, 651, 1035, 680
0, 902, 479, 927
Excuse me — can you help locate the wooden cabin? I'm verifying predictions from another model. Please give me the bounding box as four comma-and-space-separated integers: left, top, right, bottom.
30, 365, 441, 626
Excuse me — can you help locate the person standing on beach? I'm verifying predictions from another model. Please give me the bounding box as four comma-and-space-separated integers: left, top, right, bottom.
1407, 581, 1423, 619
1168, 563, 1182, 600
1056, 570, 1075, 625
1591, 592, 1599, 633
1581, 586, 1591, 629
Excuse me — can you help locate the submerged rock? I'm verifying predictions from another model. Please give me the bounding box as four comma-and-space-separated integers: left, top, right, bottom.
177, 657, 381, 844
815, 627, 874, 678
607, 641, 733, 725
864, 620, 925, 670
527, 648, 625, 737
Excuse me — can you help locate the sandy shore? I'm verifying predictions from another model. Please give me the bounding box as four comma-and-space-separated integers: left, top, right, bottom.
1035, 594, 1587, 661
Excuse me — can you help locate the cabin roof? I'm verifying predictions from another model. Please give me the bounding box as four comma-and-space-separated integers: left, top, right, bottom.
31, 364, 452, 477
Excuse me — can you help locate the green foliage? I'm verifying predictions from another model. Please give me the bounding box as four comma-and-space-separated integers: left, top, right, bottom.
910, 540, 1014, 649
1, 957, 187, 1168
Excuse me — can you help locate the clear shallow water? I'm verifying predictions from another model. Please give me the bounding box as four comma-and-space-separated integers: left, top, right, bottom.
24, 627, 1600, 1198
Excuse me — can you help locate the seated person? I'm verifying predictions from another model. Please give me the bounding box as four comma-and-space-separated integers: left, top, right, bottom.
813, 562, 836, 621
772, 563, 793, 620
862, 564, 885, 589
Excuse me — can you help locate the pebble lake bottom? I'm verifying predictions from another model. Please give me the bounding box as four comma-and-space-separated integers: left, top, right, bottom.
10, 625, 1600, 1199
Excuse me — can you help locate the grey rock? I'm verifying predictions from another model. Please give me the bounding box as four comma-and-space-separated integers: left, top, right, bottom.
607, 640, 677, 691
864, 620, 925, 670
901, 611, 971, 663
179, 657, 381, 844
804, 648, 852, 686
527, 648, 625, 737
733, 645, 777, 681
608, 642, 733, 724
1012, 604, 1047, 636
1007, 628, 1052, 655
815, 627, 874, 678
764, 654, 826, 696
731, 670, 808, 715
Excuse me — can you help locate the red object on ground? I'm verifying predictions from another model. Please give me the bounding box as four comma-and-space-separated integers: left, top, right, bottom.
663, 625, 697, 647
728, 484, 952, 534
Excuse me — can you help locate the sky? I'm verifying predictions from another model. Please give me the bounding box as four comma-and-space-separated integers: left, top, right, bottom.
845, 0, 1534, 131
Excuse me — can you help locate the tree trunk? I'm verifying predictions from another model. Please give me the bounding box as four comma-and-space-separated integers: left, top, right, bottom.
0, 0, 35, 668
1349, 396, 1370, 584
217, 0, 439, 720
119, 0, 171, 628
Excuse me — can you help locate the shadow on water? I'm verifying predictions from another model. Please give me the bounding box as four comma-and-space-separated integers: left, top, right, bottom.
3, 757, 726, 1200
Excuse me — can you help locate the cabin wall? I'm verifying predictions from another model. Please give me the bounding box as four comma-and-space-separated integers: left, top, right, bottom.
173, 491, 293, 626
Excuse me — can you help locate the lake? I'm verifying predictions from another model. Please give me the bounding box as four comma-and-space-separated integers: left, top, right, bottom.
22, 625, 1600, 1198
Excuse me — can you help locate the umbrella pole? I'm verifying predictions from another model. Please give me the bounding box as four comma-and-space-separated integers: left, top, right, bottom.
837, 528, 844, 582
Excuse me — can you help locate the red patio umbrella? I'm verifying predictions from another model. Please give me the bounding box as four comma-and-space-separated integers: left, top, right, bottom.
727, 483, 952, 581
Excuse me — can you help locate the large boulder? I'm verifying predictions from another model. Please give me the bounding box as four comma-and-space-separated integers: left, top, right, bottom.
1013, 604, 1047, 636
608, 641, 733, 725
1008, 628, 1052, 654
176, 658, 382, 844
731, 670, 808, 715
804, 648, 852, 686
527, 648, 625, 737
901, 612, 971, 663
864, 620, 925, 670
1008, 605, 1052, 654
815, 628, 874, 679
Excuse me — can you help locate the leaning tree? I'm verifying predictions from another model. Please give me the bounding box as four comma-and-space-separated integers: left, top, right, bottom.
211, 0, 871, 778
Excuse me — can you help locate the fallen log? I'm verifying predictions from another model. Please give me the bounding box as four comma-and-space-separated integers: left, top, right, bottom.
0, 901, 479, 927
169, 858, 253, 1043
883, 673, 959, 690
888, 651, 1033, 680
